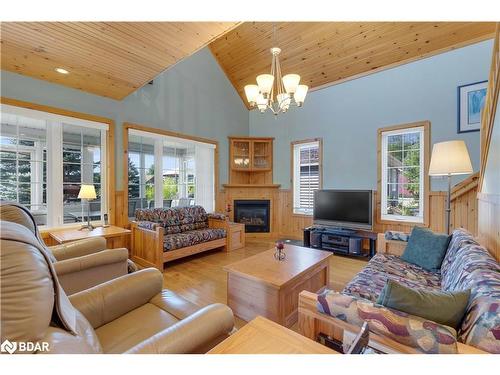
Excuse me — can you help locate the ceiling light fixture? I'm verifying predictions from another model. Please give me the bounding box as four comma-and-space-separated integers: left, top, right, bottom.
55, 68, 69, 74
244, 25, 308, 116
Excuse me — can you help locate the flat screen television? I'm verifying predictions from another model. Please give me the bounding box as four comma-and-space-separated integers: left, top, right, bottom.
313, 189, 373, 230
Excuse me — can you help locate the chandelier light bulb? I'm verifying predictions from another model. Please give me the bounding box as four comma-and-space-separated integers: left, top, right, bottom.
294, 84, 309, 106
256, 93, 268, 113
256, 74, 274, 96
277, 93, 291, 112
282, 74, 301, 94
244, 84, 259, 106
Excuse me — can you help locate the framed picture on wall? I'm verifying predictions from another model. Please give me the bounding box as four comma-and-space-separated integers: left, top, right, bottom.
457, 80, 488, 133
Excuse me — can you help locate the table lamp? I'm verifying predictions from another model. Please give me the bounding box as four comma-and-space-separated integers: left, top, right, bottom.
78, 184, 97, 231
429, 140, 473, 234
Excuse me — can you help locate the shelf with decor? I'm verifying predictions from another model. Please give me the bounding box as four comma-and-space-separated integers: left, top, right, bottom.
228, 137, 275, 186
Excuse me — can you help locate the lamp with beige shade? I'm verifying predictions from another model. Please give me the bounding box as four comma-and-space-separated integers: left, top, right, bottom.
78, 184, 97, 231
429, 140, 473, 234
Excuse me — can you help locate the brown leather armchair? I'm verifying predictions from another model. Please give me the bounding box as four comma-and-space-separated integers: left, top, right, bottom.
0, 220, 235, 354
0, 202, 133, 295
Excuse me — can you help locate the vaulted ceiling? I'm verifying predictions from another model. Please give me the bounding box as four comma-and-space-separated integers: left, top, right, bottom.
0, 22, 240, 99
1, 22, 496, 104
209, 22, 497, 108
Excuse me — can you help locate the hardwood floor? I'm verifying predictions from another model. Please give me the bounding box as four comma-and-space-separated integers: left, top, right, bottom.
161, 239, 367, 329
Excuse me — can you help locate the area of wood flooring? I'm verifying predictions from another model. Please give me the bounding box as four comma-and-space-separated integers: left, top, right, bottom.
161, 239, 367, 329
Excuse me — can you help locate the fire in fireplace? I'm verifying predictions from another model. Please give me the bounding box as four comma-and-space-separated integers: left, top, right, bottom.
234, 200, 270, 233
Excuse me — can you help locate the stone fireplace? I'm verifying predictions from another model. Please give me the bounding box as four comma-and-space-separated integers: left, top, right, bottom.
234, 200, 271, 233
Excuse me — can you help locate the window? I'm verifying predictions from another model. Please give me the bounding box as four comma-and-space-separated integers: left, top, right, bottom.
292, 139, 322, 215
0, 104, 109, 227
379, 124, 428, 223
0, 116, 47, 223
127, 134, 155, 212
127, 127, 215, 219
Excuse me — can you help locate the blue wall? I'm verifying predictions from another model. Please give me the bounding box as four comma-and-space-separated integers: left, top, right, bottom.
249, 40, 494, 191
1, 48, 249, 189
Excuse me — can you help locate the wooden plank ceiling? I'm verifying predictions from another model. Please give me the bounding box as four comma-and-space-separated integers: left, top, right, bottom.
209, 22, 496, 108
0, 22, 239, 100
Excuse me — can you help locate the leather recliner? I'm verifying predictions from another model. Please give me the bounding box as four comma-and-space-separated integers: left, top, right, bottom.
0, 202, 133, 295
0, 220, 235, 354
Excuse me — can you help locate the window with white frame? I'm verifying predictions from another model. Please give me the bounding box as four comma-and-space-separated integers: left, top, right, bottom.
0, 104, 108, 228
292, 139, 321, 215
127, 128, 215, 219
380, 126, 425, 223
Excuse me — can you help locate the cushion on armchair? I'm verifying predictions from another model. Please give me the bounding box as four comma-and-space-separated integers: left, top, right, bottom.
163, 228, 226, 252
317, 289, 458, 354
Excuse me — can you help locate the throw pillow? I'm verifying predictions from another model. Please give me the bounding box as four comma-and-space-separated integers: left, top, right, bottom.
401, 226, 451, 272
376, 279, 471, 329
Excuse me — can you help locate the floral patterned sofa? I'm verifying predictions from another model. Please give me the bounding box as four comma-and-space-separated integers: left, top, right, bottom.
130, 206, 228, 270
309, 229, 500, 354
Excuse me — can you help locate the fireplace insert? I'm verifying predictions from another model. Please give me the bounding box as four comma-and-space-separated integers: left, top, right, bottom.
234, 200, 270, 233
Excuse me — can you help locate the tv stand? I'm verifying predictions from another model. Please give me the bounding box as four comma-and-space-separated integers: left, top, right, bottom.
303, 226, 377, 259
315, 226, 356, 235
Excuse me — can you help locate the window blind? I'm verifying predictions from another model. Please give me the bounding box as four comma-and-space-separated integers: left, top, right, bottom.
293, 141, 320, 214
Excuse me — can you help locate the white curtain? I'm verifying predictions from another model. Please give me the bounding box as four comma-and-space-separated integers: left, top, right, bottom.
195, 143, 215, 212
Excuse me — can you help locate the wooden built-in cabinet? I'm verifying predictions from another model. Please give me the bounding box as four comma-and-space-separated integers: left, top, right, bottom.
227, 137, 275, 186
231, 139, 251, 170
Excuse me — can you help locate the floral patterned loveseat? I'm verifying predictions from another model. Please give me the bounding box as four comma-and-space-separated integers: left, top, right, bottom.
314, 229, 500, 354
130, 206, 228, 270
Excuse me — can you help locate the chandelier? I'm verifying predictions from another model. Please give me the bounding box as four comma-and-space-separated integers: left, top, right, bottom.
244, 27, 308, 116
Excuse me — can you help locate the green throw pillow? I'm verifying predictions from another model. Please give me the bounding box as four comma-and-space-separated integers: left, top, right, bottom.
401, 226, 451, 272
376, 279, 470, 329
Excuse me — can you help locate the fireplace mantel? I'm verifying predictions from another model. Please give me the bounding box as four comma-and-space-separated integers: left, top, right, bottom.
218, 185, 281, 238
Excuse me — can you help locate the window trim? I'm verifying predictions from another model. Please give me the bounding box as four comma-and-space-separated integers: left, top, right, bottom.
1, 96, 116, 229
290, 138, 323, 216
377, 121, 430, 226
123, 122, 219, 224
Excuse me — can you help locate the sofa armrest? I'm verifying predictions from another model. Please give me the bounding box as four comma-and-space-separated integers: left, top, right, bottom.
208, 213, 228, 221
125, 303, 235, 354
130, 221, 165, 270
208, 214, 228, 230
135, 220, 162, 231
49, 237, 107, 261
69, 268, 163, 329
317, 290, 458, 354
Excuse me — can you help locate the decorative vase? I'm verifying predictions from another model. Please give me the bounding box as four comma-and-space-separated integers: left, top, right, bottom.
274, 241, 286, 261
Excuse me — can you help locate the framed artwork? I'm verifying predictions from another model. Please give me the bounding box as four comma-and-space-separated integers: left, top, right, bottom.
457, 80, 488, 133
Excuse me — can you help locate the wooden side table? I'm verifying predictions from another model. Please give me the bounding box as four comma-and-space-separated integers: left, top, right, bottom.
208, 316, 336, 354
227, 222, 245, 251
49, 226, 131, 249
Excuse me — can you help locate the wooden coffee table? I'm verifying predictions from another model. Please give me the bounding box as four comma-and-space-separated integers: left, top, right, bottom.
224, 244, 332, 328
208, 316, 336, 354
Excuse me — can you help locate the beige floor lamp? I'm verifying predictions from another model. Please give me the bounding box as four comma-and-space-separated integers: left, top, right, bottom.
429, 140, 473, 235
